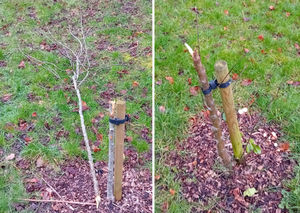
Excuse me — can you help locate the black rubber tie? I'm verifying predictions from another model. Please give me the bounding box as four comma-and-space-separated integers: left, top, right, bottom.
109, 114, 130, 125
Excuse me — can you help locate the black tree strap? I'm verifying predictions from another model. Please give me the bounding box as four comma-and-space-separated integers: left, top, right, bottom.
202, 79, 232, 95
109, 114, 130, 125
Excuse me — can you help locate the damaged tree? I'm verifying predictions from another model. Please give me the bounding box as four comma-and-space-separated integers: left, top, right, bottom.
185, 43, 232, 168
20, 17, 101, 208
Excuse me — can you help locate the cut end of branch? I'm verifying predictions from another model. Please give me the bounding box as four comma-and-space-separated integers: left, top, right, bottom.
184, 43, 194, 56
96, 195, 101, 209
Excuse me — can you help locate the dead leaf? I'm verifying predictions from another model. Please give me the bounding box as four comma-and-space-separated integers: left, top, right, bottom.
155, 174, 161, 180
18, 60, 25, 69
241, 79, 252, 86
18, 119, 28, 131
96, 133, 103, 142
1, 93, 12, 103
258, 35, 264, 41
232, 188, 249, 207
5, 153, 15, 161
261, 49, 266, 54
156, 80, 162, 85
232, 73, 239, 80
169, 188, 176, 196
73, 101, 89, 112
189, 86, 200, 96
286, 81, 300, 86
271, 132, 277, 140
24, 137, 32, 144
269, 5, 275, 10
93, 146, 101, 153
159, 105, 166, 113
125, 136, 133, 142
202, 110, 210, 119
244, 48, 249, 53
184, 106, 190, 111
132, 81, 139, 87
25, 178, 39, 183
36, 157, 44, 168
187, 78, 192, 85
161, 201, 169, 212
165, 76, 174, 84
279, 143, 290, 152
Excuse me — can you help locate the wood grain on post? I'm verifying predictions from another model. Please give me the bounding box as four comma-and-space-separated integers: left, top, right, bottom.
113, 100, 126, 201
214, 60, 243, 160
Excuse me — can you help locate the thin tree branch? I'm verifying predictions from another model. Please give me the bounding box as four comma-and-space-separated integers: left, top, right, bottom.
72, 75, 100, 207
20, 198, 96, 206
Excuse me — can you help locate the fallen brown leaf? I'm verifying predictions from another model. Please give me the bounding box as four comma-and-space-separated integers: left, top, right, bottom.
1, 93, 12, 102
169, 188, 176, 196
132, 81, 139, 87
189, 86, 200, 96
159, 105, 166, 113
165, 76, 174, 84
18, 60, 25, 69
241, 79, 252, 86
232, 73, 239, 80
279, 143, 290, 152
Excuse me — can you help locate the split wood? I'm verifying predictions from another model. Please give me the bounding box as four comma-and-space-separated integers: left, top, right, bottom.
114, 100, 126, 200
107, 101, 115, 201
215, 61, 243, 160
185, 43, 232, 168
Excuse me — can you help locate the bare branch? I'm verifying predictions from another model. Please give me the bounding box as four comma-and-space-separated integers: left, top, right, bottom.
20, 198, 96, 206
18, 46, 62, 79
68, 26, 83, 57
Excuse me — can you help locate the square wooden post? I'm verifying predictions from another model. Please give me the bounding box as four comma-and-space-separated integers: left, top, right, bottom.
113, 100, 126, 201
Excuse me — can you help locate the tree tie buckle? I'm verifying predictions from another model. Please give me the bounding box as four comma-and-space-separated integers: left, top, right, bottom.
202, 79, 232, 95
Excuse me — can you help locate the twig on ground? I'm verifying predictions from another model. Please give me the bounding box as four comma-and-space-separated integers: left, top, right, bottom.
39, 176, 75, 211
20, 198, 96, 206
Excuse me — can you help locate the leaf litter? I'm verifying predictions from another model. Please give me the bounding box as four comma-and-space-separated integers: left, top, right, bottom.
165, 111, 295, 212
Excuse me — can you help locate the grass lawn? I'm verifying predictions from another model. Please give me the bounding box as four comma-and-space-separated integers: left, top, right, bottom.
155, 0, 299, 212
0, 0, 152, 212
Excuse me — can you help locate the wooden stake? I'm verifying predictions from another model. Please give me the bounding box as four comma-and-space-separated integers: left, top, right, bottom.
191, 48, 232, 168
113, 100, 126, 201
214, 60, 243, 160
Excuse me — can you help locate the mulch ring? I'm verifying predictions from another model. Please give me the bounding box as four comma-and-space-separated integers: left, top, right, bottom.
167, 111, 296, 212
14, 147, 152, 213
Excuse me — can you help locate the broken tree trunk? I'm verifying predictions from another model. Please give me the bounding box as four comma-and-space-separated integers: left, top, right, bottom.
186, 44, 232, 168
107, 101, 115, 201
113, 100, 126, 201
214, 61, 243, 160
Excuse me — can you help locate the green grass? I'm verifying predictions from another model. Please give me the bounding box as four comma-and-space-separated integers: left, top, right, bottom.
0, 0, 151, 211
155, 0, 300, 212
